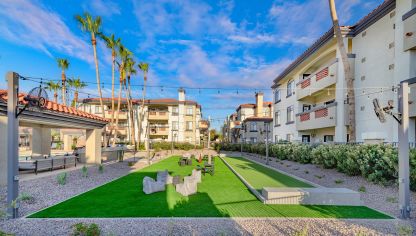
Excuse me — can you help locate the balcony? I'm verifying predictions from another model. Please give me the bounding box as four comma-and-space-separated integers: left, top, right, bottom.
149, 126, 169, 136
106, 126, 127, 136
296, 60, 338, 100
148, 110, 169, 120
296, 103, 337, 131
105, 110, 128, 120
403, 7, 416, 51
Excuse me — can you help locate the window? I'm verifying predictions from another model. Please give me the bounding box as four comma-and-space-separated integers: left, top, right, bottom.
172, 107, 179, 116
250, 137, 257, 143
302, 104, 311, 112
250, 122, 257, 131
287, 80, 295, 97
95, 106, 102, 113
324, 135, 334, 143
172, 121, 179, 130
275, 111, 281, 126
186, 106, 193, 115
287, 106, 294, 123
286, 134, 293, 142
186, 121, 193, 130
275, 135, 280, 143
274, 89, 281, 103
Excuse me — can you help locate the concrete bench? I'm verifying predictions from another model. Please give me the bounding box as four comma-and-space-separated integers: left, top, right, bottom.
262, 187, 362, 206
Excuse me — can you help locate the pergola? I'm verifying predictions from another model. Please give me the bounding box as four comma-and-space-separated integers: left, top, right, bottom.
0, 72, 108, 217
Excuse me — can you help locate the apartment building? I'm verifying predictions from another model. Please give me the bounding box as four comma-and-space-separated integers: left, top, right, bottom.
78, 89, 207, 146
271, 0, 416, 143
223, 92, 273, 143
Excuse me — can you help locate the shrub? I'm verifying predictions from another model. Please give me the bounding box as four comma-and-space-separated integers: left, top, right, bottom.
98, 164, 104, 174
0, 231, 14, 236
57, 173, 67, 185
72, 223, 100, 236
18, 192, 34, 204
217, 142, 416, 191
81, 166, 88, 178
152, 142, 202, 151
358, 186, 366, 192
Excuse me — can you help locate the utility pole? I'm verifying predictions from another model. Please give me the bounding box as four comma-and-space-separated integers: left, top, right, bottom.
171, 121, 174, 153
6, 72, 19, 218
146, 108, 150, 163
398, 81, 410, 219
240, 123, 244, 155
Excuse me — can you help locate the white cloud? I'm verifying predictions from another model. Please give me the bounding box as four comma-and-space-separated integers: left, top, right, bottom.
0, 0, 93, 64
86, 0, 121, 17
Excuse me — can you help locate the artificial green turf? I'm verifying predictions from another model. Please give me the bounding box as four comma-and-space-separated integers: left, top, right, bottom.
29, 156, 392, 219
223, 156, 313, 191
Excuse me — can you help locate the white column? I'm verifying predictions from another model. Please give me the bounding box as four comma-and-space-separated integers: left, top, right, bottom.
0, 116, 7, 186
409, 118, 416, 143
32, 127, 51, 157
334, 46, 350, 142
85, 128, 102, 164
63, 134, 73, 152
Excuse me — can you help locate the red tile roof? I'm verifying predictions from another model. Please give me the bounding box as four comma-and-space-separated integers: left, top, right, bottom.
0, 90, 108, 122
80, 97, 201, 107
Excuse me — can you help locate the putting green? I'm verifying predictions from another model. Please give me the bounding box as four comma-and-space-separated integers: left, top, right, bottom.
223, 156, 313, 191
29, 156, 391, 219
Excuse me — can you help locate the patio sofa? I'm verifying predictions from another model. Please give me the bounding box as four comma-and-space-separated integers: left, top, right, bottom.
143, 176, 165, 194
175, 170, 201, 196
19, 155, 77, 174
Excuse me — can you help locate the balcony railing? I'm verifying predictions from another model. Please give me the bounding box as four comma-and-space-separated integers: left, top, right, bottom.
149, 126, 169, 136
403, 7, 416, 51
148, 110, 169, 120
296, 102, 337, 131
105, 110, 128, 119
296, 60, 338, 100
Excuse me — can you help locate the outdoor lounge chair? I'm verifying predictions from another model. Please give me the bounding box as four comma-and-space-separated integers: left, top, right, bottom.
157, 170, 173, 184
191, 169, 201, 183
143, 176, 166, 194
175, 176, 198, 196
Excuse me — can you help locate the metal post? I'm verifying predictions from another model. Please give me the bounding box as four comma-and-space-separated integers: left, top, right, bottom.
398, 82, 410, 219
146, 109, 150, 163
7, 72, 19, 218
266, 123, 269, 165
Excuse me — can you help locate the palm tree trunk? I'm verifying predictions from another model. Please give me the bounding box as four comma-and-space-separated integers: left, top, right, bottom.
61, 71, 66, 105
113, 78, 123, 146
54, 90, 58, 104
111, 52, 116, 125
328, 0, 356, 142
127, 77, 136, 146
137, 74, 147, 150
74, 91, 79, 108
91, 32, 107, 145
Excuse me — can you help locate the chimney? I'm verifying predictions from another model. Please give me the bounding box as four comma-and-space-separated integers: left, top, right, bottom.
178, 88, 185, 102
255, 92, 263, 117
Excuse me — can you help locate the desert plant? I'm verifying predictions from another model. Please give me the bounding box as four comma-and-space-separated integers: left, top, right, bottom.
386, 197, 398, 203
396, 224, 413, 236
82, 166, 88, 178
334, 179, 344, 184
128, 161, 135, 167
293, 225, 309, 236
18, 192, 34, 204
72, 223, 101, 236
98, 164, 104, 174
358, 186, 366, 193
57, 173, 67, 185
0, 230, 15, 236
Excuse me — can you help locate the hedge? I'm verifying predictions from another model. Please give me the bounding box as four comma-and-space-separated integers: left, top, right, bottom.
216, 143, 416, 191
151, 141, 203, 151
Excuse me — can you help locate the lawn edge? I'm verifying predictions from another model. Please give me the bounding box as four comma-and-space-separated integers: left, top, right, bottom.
25, 155, 175, 219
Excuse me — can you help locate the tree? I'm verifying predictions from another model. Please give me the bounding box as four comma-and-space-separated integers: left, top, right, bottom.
137, 62, 149, 150
75, 12, 107, 144
100, 33, 120, 127
67, 77, 87, 108
328, 0, 356, 142
125, 58, 137, 146
56, 58, 69, 105
45, 81, 61, 104
113, 43, 132, 146
210, 129, 220, 142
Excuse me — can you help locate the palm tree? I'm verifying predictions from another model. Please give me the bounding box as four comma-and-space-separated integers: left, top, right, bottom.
99, 33, 120, 127
138, 62, 149, 151
113, 43, 132, 146
75, 12, 107, 144
125, 58, 137, 146
45, 81, 61, 104
56, 58, 70, 105
328, 0, 356, 142
67, 77, 87, 108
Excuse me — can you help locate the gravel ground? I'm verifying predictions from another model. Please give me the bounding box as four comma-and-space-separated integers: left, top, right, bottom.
0, 150, 414, 235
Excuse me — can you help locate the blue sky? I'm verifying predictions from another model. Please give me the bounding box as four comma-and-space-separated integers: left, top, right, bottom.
0, 0, 383, 130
